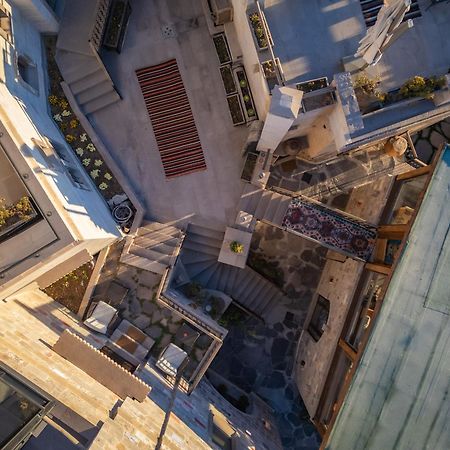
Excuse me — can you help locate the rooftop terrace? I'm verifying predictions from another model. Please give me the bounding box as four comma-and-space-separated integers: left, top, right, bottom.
264, 0, 450, 90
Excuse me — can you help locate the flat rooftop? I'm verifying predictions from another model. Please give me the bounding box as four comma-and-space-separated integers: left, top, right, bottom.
264, 0, 450, 89
328, 144, 450, 450
91, 0, 248, 227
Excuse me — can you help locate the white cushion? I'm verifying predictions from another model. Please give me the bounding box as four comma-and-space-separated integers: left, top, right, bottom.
156, 343, 187, 376
84, 301, 117, 334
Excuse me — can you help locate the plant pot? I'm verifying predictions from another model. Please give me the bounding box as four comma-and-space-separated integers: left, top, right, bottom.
213, 33, 232, 65
220, 65, 237, 95
113, 203, 132, 223
226, 94, 245, 126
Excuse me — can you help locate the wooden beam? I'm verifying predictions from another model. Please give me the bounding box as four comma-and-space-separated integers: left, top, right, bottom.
338, 339, 357, 361
397, 164, 431, 181
378, 224, 408, 238
365, 262, 392, 275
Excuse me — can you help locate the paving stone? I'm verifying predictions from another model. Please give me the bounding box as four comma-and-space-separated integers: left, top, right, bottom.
133, 316, 151, 329
146, 325, 163, 339
142, 300, 158, 315
266, 372, 285, 388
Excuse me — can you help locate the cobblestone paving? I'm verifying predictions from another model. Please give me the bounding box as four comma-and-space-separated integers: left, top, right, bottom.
212, 223, 328, 449
94, 244, 213, 374
412, 117, 450, 162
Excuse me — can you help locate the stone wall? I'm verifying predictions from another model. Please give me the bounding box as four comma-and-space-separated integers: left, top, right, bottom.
53, 329, 150, 402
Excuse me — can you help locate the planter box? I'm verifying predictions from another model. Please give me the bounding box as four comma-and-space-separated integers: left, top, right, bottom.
248, 11, 273, 51
220, 65, 237, 95
226, 94, 245, 126
262, 58, 281, 92
0, 197, 39, 242
103, 0, 132, 52
213, 33, 232, 65
302, 90, 336, 112
296, 77, 329, 93
234, 67, 257, 122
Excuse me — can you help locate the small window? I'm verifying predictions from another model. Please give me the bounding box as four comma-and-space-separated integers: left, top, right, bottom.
211, 423, 232, 450
308, 295, 330, 341
16, 54, 39, 93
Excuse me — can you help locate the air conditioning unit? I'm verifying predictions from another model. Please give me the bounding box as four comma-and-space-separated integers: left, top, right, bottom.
210, 0, 233, 25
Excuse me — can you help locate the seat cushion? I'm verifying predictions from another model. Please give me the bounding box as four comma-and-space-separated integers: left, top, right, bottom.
84, 301, 117, 334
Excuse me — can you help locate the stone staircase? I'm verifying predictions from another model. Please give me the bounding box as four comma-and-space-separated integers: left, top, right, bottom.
179, 223, 286, 319
237, 183, 291, 229
120, 221, 184, 274
237, 183, 377, 261
57, 51, 121, 115
55, 0, 121, 115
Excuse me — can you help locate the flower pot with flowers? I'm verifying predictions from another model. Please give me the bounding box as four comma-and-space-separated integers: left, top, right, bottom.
230, 241, 244, 254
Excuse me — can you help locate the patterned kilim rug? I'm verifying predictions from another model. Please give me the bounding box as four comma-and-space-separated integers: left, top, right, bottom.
282, 197, 377, 261
136, 59, 207, 179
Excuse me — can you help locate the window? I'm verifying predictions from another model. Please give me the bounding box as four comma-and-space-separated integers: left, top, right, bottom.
15, 54, 39, 93
211, 423, 233, 450
0, 5, 11, 42
308, 295, 330, 341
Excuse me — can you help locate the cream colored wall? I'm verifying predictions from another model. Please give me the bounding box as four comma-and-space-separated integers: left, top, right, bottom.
230, 0, 270, 119
295, 257, 362, 417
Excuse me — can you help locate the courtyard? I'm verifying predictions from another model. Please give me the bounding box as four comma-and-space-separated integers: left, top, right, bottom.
90, 0, 249, 226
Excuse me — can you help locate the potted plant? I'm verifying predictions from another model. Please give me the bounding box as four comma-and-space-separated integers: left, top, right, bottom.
353, 72, 386, 114
230, 241, 244, 254
248, 12, 268, 50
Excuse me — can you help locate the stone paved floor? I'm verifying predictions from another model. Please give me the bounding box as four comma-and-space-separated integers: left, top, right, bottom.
211, 223, 328, 449
412, 117, 450, 163
94, 243, 213, 376
91, 0, 248, 226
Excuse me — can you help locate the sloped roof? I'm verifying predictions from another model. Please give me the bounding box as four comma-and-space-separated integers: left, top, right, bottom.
327, 144, 450, 450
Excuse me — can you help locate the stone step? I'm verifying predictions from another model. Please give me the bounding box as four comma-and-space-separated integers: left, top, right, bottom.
129, 245, 172, 265
233, 268, 259, 301
254, 190, 274, 220
184, 259, 217, 280
263, 193, 283, 224
241, 274, 268, 306
184, 232, 223, 251
76, 79, 115, 105
121, 254, 167, 274
182, 240, 221, 257
224, 266, 241, 294
139, 222, 183, 237
207, 264, 225, 291
134, 234, 179, 253
187, 223, 225, 241
180, 249, 217, 265
70, 68, 109, 95
272, 196, 291, 226
195, 263, 219, 287
217, 265, 232, 293
83, 89, 121, 115
59, 54, 101, 84
237, 184, 264, 215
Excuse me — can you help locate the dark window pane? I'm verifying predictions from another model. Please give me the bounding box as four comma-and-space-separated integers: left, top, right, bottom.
308, 295, 330, 341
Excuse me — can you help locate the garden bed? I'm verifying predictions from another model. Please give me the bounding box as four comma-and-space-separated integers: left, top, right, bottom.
103, 0, 132, 52
248, 12, 268, 50
0, 196, 39, 242
302, 91, 336, 112
226, 94, 245, 126
44, 37, 134, 231
235, 68, 257, 121
262, 59, 279, 92
296, 77, 329, 93
241, 152, 258, 182
43, 261, 95, 314
220, 65, 237, 95
213, 33, 232, 65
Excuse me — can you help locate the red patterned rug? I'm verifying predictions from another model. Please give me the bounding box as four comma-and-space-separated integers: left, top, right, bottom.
282, 197, 377, 261
136, 59, 206, 179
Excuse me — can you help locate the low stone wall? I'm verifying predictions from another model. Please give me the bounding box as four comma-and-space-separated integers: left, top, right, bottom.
53, 330, 150, 402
